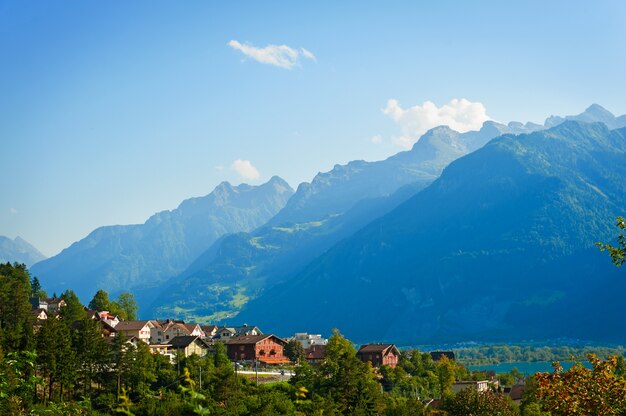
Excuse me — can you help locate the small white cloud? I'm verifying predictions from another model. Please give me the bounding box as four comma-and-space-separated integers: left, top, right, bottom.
370, 135, 383, 144
231, 159, 261, 181
383, 98, 491, 148
228, 40, 316, 69
300, 48, 317, 62
9, 207, 17, 214
214, 165, 225, 171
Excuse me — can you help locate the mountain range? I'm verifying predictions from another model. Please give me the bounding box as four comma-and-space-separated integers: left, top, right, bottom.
149, 118, 538, 322
0, 236, 47, 267
237, 121, 626, 344
28, 104, 626, 344
31, 177, 293, 301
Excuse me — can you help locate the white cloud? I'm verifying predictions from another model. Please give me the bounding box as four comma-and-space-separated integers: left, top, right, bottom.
8, 207, 17, 214
231, 159, 261, 181
228, 40, 316, 69
370, 135, 383, 144
383, 98, 491, 148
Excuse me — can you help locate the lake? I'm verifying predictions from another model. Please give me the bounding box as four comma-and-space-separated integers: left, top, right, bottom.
468, 361, 592, 375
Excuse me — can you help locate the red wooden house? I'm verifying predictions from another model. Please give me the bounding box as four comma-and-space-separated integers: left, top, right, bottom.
225, 334, 289, 364
356, 344, 400, 368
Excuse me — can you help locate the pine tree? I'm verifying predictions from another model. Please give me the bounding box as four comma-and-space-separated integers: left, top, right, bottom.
0, 263, 34, 352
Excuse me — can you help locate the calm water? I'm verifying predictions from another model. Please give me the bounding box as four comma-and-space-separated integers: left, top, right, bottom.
468, 361, 592, 375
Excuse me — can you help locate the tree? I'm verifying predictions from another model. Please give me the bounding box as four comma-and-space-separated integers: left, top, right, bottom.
443, 387, 519, 416
111, 292, 138, 321
74, 317, 109, 396
284, 339, 305, 363
596, 216, 625, 266
435, 355, 457, 398
0, 263, 34, 352
31, 276, 47, 299
88, 289, 111, 312
59, 289, 86, 326
534, 354, 626, 415
314, 329, 385, 414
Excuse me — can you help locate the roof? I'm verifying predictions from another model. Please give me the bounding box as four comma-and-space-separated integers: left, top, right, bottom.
357, 344, 399, 355
115, 320, 154, 331
305, 345, 326, 360
42, 297, 65, 304
225, 334, 286, 346
508, 385, 525, 400
430, 351, 456, 361
168, 336, 211, 349
201, 325, 218, 332
183, 323, 201, 333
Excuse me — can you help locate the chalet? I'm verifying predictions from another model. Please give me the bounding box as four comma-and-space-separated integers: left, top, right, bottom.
100, 320, 117, 338
115, 320, 156, 344
356, 344, 400, 368
201, 325, 218, 339
225, 334, 288, 364
304, 344, 326, 366
167, 336, 212, 358
215, 324, 263, 339
430, 351, 456, 361
32, 308, 48, 321
151, 320, 204, 344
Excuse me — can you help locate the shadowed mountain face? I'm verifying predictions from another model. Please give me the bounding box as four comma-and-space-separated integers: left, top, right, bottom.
31, 177, 293, 302
150, 121, 534, 322
236, 122, 626, 344
0, 236, 47, 267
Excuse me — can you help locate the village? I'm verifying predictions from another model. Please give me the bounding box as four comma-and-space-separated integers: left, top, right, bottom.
30, 295, 525, 406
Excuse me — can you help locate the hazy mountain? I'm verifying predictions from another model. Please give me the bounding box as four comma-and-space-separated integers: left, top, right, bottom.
150, 121, 527, 321
544, 104, 626, 129
237, 122, 626, 344
31, 176, 293, 301
0, 236, 47, 267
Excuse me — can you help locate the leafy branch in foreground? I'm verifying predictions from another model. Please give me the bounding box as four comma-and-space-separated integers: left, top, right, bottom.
596, 216, 626, 266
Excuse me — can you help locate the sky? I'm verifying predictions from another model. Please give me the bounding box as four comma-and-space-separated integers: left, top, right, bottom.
1, 1, 625, 257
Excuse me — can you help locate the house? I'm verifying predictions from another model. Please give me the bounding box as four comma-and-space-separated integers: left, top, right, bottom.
32, 308, 48, 321
356, 344, 400, 368
215, 324, 263, 339
430, 351, 456, 361
30, 297, 66, 314
304, 344, 326, 366
151, 320, 204, 344
225, 334, 288, 364
100, 320, 118, 338
290, 332, 328, 349
167, 336, 212, 358
452, 380, 490, 394
506, 384, 525, 405
115, 320, 156, 344
201, 325, 218, 339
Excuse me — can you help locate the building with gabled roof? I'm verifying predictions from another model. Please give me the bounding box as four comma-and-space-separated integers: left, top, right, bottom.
167, 336, 212, 358
115, 320, 156, 344
215, 324, 262, 339
225, 334, 288, 364
356, 344, 400, 368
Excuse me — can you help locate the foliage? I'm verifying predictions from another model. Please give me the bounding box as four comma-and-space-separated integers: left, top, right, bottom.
455, 344, 626, 365
0, 262, 34, 352
89, 289, 112, 312
596, 216, 626, 266
284, 339, 305, 363
443, 387, 519, 415
534, 354, 626, 415
110, 292, 138, 321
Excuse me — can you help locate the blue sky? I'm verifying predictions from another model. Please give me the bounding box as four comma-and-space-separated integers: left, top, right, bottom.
1, 1, 625, 256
